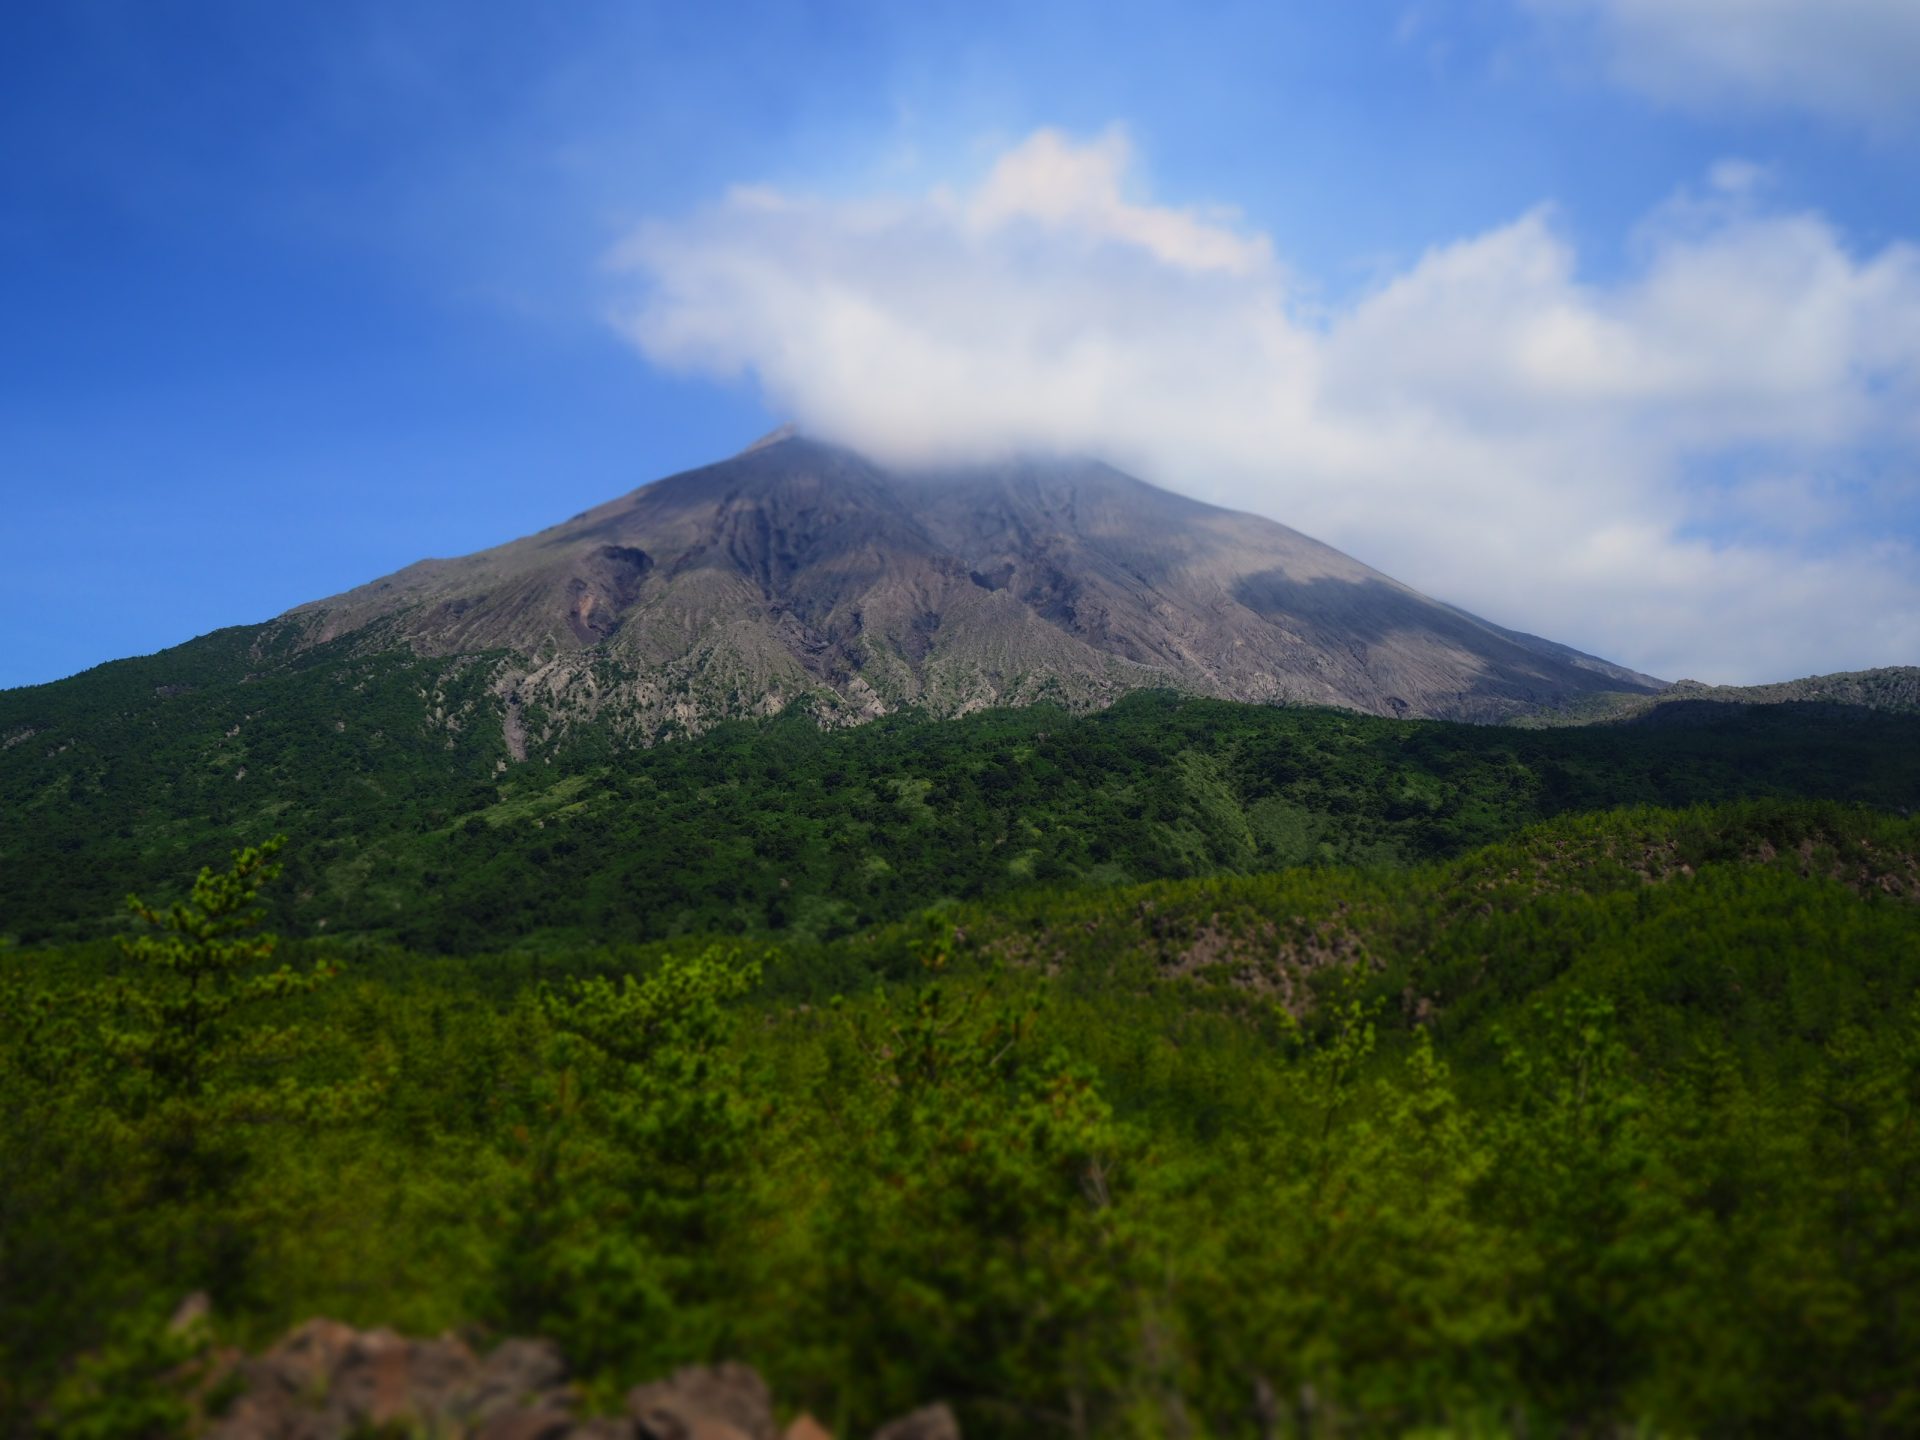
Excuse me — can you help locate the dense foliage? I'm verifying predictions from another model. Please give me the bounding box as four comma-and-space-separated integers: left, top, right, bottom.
5, 799, 1918, 1437
5, 631, 1918, 950
7, 653, 1919, 1433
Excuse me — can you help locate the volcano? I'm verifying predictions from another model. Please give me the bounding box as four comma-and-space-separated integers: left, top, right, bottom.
288, 432, 1661, 748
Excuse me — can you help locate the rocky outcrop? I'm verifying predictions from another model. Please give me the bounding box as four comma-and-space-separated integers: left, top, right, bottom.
626, 1362, 775, 1440
204, 1321, 573, 1439
870, 1406, 961, 1440
197, 1317, 947, 1440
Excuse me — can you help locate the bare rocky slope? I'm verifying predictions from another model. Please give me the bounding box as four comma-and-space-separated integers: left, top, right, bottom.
285, 433, 1661, 749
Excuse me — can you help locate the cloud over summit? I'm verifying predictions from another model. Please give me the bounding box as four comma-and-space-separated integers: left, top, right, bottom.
613, 129, 1920, 684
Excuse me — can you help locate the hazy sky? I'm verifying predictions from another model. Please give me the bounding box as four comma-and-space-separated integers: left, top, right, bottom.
4, 0, 1918, 687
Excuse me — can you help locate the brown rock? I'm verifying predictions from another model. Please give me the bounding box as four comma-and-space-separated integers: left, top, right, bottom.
473, 1410, 577, 1440
569, 1420, 640, 1440
409, 1333, 487, 1401
205, 1319, 576, 1440
627, 1362, 775, 1440
323, 1328, 413, 1427
485, 1337, 571, 1393
303, 1328, 489, 1433
871, 1403, 960, 1440
264, 1317, 361, 1393
463, 1337, 573, 1422
203, 1389, 306, 1440
206, 1319, 358, 1440
199, 1316, 937, 1440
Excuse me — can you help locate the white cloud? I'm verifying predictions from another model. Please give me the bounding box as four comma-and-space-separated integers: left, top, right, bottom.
1526, 0, 1920, 126
611, 130, 1920, 684
965, 127, 1271, 277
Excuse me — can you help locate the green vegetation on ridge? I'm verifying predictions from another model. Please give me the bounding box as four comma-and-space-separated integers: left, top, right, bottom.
5, 629, 1918, 950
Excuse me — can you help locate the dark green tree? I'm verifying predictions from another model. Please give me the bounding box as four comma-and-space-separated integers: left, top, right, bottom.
111, 837, 329, 1104
811, 965, 1138, 1437
492, 943, 766, 1385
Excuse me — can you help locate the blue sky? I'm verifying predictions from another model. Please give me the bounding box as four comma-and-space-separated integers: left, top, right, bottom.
4, 0, 1917, 688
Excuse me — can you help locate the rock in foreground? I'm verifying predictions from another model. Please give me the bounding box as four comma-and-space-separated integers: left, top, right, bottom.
199, 1317, 947, 1440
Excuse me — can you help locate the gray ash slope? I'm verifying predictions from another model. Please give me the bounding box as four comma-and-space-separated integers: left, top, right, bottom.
289, 433, 1663, 747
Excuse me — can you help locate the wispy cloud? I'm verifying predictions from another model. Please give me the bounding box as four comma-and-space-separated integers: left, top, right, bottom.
612, 129, 1920, 683
1524, 0, 1920, 127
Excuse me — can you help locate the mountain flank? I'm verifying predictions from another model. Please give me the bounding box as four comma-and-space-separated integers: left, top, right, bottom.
1515, 666, 1920, 727
286, 432, 1662, 746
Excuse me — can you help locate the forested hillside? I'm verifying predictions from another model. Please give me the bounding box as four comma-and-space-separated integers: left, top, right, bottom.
9, 641, 1920, 1435
5, 799, 1917, 1437
5, 655, 1918, 949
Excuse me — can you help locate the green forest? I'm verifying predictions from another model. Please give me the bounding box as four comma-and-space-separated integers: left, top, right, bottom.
4, 649, 1920, 1436
4, 623, 1917, 950
5, 793, 1919, 1436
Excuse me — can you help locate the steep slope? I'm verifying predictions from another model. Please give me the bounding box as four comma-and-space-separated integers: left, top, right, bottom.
286, 433, 1661, 742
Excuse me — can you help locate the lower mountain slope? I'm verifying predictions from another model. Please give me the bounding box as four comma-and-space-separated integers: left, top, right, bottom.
6, 675, 1917, 949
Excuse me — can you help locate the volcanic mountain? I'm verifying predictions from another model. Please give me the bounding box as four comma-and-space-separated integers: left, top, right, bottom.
284, 432, 1661, 749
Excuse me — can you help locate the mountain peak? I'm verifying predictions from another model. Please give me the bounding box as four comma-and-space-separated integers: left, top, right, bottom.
287, 438, 1663, 747
739, 422, 800, 454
